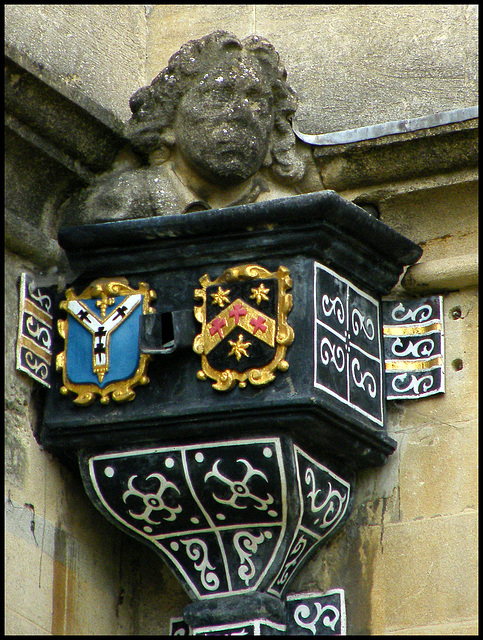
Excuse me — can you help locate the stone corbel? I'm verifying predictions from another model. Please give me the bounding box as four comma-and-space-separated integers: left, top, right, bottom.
38, 191, 424, 635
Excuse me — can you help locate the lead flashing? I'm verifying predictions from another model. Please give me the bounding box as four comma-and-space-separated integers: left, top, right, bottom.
293, 106, 478, 146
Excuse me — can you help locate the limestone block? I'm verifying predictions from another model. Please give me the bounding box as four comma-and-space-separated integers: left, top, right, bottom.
371, 512, 478, 633
5, 607, 51, 635
5, 496, 130, 635
395, 289, 478, 520
379, 180, 478, 248
5, 5, 147, 122
386, 618, 478, 635
5, 533, 54, 632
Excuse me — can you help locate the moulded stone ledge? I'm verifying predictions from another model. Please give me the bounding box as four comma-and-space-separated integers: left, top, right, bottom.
402, 253, 478, 294
312, 118, 478, 193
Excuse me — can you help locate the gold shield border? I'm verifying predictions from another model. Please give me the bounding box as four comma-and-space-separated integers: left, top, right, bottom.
56, 278, 156, 406
193, 264, 294, 391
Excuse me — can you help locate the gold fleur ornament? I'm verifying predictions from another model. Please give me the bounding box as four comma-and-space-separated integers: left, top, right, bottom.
56, 278, 156, 406
193, 264, 294, 391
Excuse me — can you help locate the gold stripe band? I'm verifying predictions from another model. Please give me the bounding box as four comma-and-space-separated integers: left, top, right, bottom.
383, 322, 441, 336
385, 357, 442, 371
24, 299, 53, 328
19, 336, 52, 364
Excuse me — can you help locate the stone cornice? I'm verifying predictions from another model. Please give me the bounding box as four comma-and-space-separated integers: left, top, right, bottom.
311, 116, 478, 193
5, 44, 129, 269
5, 42, 127, 180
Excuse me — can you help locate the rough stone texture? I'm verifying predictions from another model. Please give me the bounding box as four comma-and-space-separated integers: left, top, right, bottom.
314, 118, 478, 193
63, 30, 319, 225
147, 5, 478, 134
4, 4, 148, 123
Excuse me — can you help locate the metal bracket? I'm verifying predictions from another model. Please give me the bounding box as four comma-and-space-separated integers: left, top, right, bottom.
383, 296, 445, 400
139, 308, 197, 355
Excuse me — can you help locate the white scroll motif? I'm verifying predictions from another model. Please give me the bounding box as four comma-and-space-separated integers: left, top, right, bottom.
294, 602, 340, 635
28, 281, 52, 312
320, 337, 345, 372
277, 535, 308, 586
25, 316, 52, 349
123, 473, 182, 523
392, 373, 434, 395
181, 538, 220, 591
205, 459, 274, 511
351, 308, 375, 340
321, 295, 345, 324
351, 358, 377, 398
391, 337, 435, 358
233, 531, 266, 586
391, 302, 433, 323
25, 351, 50, 379
305, 468, 347, 529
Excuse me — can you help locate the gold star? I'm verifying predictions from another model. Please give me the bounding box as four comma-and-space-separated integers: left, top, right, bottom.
211, 287, 231, 308
250, 283, 270, 305
228, 334, 251, 361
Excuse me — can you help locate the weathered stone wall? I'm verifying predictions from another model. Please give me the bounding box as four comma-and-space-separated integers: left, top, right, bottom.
5, 4, 478, 636
5, 4, 147, 122
146, 4, 479, 134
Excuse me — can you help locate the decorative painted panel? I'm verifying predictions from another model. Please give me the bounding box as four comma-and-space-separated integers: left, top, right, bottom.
190, 619, 286, 636
383, 296, 445, 399
267, 447, 351, 598
16, 272, 54, 387
85, 438, 287, 601
313, 262, 384, 427
170, 617, 191, 635
285, 589, 346, 635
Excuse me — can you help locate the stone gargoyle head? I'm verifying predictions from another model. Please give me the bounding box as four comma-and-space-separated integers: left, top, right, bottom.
127, 30, 306, 187
64, 31, 321, 223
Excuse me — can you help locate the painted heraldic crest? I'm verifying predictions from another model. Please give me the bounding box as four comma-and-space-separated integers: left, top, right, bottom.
193, 264, 294, 391
56, 278, 156, 405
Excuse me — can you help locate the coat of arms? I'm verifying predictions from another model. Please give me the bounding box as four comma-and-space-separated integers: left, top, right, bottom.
56, 278, 156, 405
193, 264, 294, 391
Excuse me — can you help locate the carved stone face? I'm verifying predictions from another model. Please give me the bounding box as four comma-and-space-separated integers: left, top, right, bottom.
173, 57, 275, 186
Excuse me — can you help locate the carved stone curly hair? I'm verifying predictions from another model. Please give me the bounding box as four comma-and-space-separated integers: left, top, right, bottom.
125, 31, 305, 184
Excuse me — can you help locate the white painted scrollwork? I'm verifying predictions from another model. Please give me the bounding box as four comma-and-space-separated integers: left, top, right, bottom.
321, 295, 345, 324
25, 316, 52, 349
28, 281, 52, 312
25, 351, 50, 379
319, 337, 345, 372
294, 602, 340, 635
351, 358, 377, 398
391, 372, 434, 395
276, 535, 307, 586
233, 531, 267, 586
305, 468, 348, 529
391, 337, 435, 358
391, 302, 433, 323
180, 538, 220, 591
351, 308, 375, 340
204, 459, 274, 511
122, 473, 182, 523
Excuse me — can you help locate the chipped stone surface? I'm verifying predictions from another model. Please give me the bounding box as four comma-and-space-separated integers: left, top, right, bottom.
5, 5, 147, 122
148, 5, 478, 135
